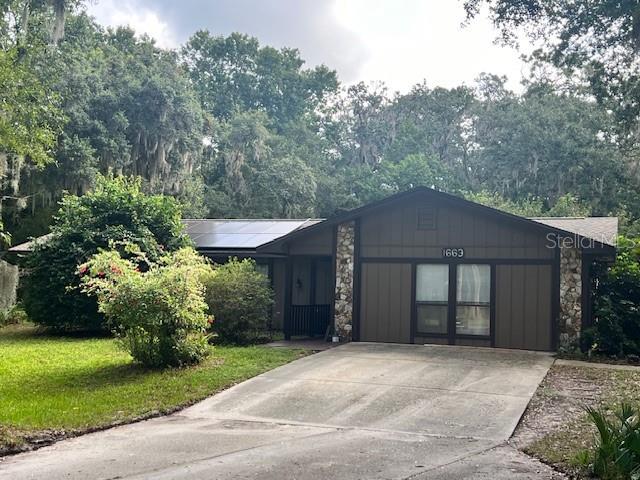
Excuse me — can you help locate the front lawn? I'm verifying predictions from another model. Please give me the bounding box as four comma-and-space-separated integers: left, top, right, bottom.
0, 325, 306, 455
512, 363, 640, 478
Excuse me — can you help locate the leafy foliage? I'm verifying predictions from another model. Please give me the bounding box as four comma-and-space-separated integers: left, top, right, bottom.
0, 304, 28, 327
0, 49, 62, 166
4, 5, 640, 259
80, 246, 212, 368
182, 31, 338, 125
585, 237, 640, 357
204, 258, 274, 345
22, 175, 189, 331
465, 0, 640, 195
583, 403, 640, 480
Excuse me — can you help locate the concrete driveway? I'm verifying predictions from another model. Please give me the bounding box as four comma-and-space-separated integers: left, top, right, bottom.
0, 343, 558, 479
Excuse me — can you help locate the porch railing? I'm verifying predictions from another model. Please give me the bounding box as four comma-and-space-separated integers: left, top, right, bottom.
286, 304, 331, 338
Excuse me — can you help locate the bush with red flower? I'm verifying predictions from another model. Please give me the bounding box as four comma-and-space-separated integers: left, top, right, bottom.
80, 245, 214, 368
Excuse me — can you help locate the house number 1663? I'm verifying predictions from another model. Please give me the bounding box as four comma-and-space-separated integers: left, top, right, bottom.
442, 248, 464, 258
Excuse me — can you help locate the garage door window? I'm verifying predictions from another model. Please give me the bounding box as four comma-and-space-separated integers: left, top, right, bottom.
456, 264, 490, 336
416, 264, 448, 334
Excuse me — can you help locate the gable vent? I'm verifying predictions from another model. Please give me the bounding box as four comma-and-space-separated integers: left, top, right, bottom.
417, 206, 437, 230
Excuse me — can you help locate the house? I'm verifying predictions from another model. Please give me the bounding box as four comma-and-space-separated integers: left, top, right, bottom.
185, 187, 617, 351
10, 187, 617, 350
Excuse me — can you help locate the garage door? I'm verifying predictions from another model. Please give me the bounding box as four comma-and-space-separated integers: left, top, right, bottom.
359, 262, 412, 343
495, 264, 553, 351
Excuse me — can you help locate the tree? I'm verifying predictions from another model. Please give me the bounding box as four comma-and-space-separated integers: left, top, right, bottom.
0, 49, 61, 167
388, 83, 476, 176
4, 14, 207, 240
22, 175, 190, 331
469, 80, 625, 213
247, 155, 317, 217
182, 31, 338, 127
464, 0, 640, 175
0, 0, 84, 50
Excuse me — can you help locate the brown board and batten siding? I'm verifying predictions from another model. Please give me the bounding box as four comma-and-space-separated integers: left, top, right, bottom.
357, 195, 556, 350
495, 264, 552, 351
360, 201, 553, 260
288, 228, 333, 256
359, 262, 412, 343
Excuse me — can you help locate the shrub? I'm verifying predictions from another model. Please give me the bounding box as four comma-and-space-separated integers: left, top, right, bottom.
0, 305, 28, 327
585, 236, 640, 357
204, 258, 273, 345
80, 246, 213, 368
583, 403, 640, 479
22, 175, 190, 332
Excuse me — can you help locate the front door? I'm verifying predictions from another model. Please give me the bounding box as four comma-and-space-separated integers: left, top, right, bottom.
415, 263, 492, 344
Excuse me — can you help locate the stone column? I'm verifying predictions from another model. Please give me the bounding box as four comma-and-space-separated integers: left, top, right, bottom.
334, 221, 355, 341
0, 259, 18, 313
559, 246, 582, 350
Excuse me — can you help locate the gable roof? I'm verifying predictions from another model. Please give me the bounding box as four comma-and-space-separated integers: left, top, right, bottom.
7, 187, 618, 254
529, 217, 618, 247
256, 187, 617, 253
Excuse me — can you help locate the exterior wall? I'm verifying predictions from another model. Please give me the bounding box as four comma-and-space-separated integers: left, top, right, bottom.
495, 264, 553, 351
559, 246, 582, 350
360, 201, 553, 259
356, 195, 558, 350
276, 193, 593, 350
360, 262, 412, 343
288, 228, 333, 256
334, 222, 355, 340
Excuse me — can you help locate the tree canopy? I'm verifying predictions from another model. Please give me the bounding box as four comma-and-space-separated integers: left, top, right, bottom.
3, 1, 640, 245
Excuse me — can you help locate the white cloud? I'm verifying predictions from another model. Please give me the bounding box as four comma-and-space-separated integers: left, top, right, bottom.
86, 0, 530, 92
87, 0, 178, 49
333, 0, 527, 92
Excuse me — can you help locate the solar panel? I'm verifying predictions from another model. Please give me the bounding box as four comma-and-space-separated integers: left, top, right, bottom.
182, 219, 322, 249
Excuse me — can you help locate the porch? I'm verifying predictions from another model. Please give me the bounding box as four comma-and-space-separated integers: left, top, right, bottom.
283, 256, 333, 340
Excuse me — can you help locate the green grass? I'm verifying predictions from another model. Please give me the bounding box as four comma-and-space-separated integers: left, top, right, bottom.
0, 325, 306, 452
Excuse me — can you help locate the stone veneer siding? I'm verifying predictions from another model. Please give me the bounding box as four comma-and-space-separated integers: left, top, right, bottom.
334, 221, 355, 340
559, 246, 582, 350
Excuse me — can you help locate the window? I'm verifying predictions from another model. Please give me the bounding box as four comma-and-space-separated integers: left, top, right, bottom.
456, 264, 490, 336
416, 264, 448, 334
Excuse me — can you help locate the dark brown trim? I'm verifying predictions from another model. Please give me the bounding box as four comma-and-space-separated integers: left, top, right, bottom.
447, 263, 457, 345
199, 250, 288, 259
413, 332, 492, 341
283, 255, 293, 341
581, 253, 594, 331
352, 219, 362, 342
360, 257, 555, 265
329, 224, 338, 334
490, 264, 496, 347
410, 262, 417, 344
551, 246, 561, 351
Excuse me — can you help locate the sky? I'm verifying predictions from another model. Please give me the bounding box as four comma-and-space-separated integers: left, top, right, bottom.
86, 0, 529, 93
